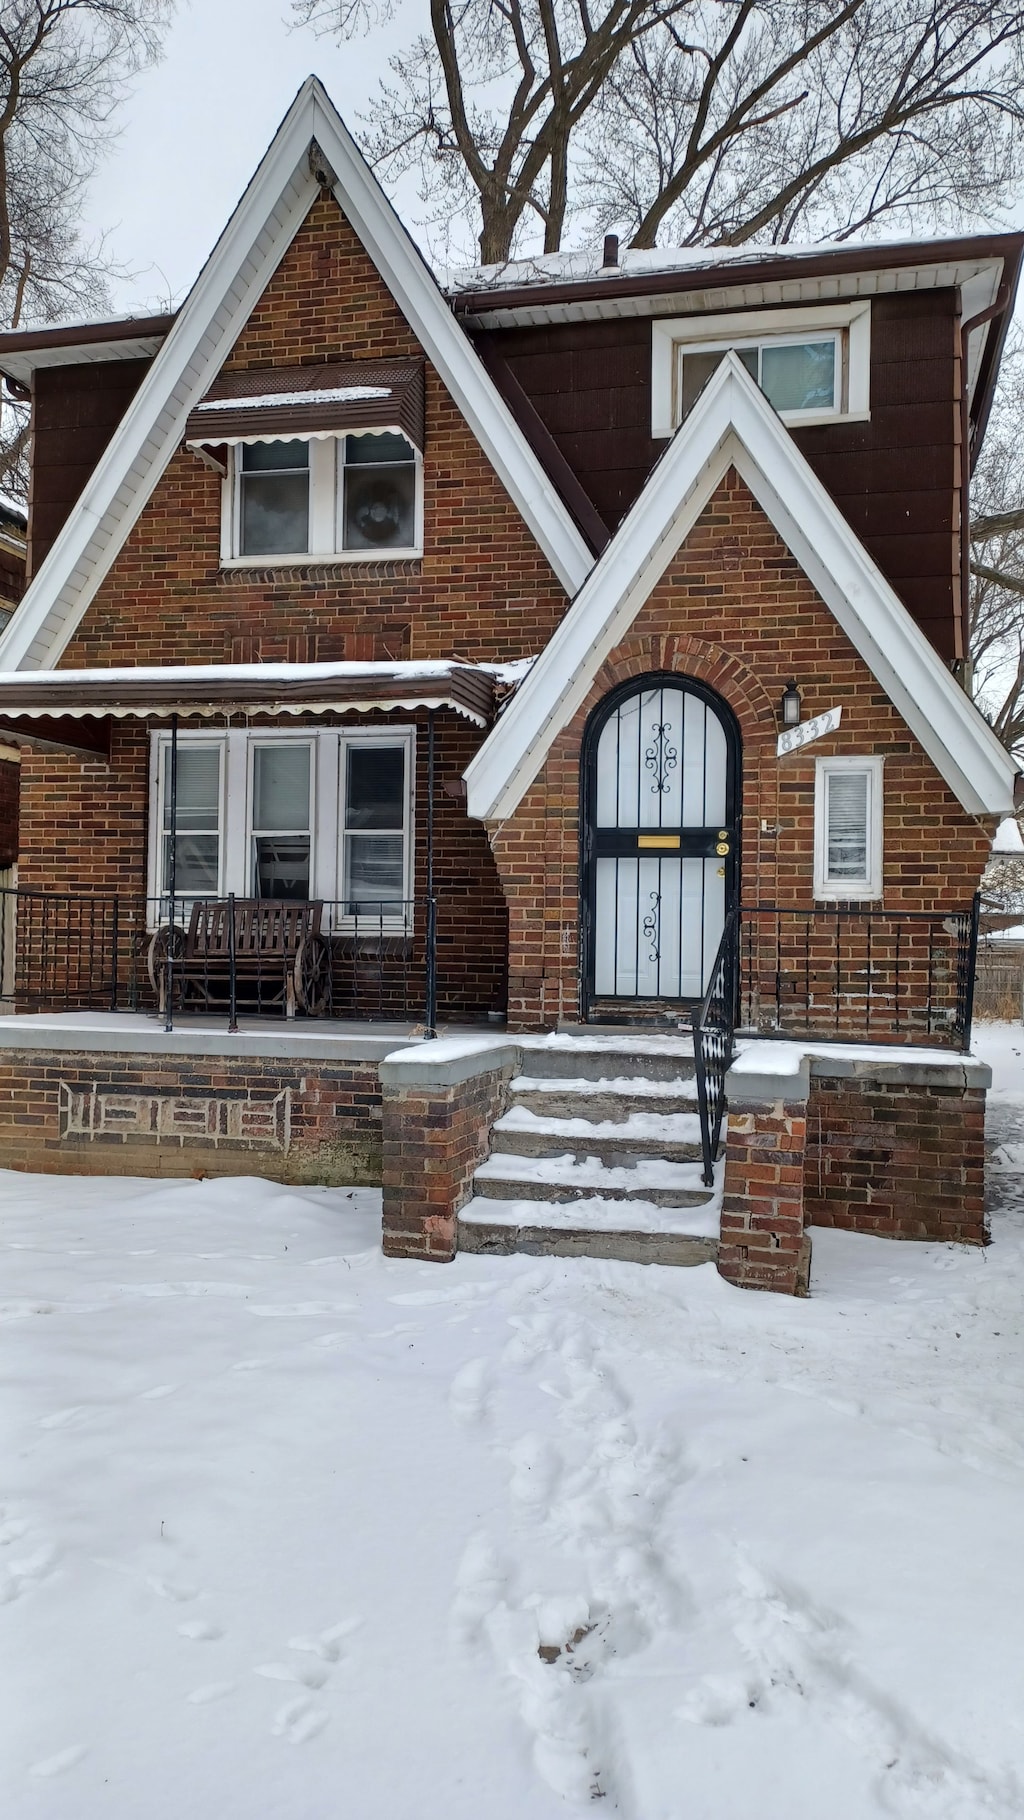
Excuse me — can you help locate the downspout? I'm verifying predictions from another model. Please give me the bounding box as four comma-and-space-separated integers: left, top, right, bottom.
958, 272, 1011, 667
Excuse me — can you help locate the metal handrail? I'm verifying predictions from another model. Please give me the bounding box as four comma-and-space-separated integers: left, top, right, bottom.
693, 907, 739, 1187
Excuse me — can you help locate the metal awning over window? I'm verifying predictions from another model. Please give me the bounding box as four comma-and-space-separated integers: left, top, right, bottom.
183, 360, 425, 450
0, 659, 503, 756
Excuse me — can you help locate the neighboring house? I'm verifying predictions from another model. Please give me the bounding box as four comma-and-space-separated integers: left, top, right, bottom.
0, 495, 25, 885
0, 77, 1015, 1293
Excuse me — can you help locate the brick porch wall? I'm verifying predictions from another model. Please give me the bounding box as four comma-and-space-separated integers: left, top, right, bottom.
804, 1075, 987, 1245
380, 1046, 517, 1260
0, 1050, 382, 1184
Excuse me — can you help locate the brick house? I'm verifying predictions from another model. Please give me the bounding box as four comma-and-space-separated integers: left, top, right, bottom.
0, 76, 1016, 1293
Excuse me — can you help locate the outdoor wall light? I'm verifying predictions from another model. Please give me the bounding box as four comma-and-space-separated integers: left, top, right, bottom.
780, 680, 802, 728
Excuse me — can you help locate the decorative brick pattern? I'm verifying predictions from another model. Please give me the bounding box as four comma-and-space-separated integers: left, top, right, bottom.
804, 1076, 987, 1245
381, 1061, 513, 1261
718, 1099, 811, 1295
0, 1051, 382, 1183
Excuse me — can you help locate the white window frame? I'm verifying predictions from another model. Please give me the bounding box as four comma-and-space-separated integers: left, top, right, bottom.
220, 433, 424, 567
651, 301, 871, 437
150, 735, 227, 906
148, 725, 416, 929
813, 754, 884, 901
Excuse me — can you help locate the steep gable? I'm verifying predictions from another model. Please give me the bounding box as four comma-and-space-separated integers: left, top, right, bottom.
466, 354, 1017, 821
0, 77, 591, 673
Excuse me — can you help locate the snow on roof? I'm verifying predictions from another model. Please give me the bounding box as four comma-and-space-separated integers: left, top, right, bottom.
440, 231, 983, 296
0, 658, 482, 687
0, 491, 27, 526
195, 386, 392, 410
992, 816, 1024, 853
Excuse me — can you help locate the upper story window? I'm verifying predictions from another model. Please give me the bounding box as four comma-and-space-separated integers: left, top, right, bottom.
227, 431, 422, 564
651, 301, 871, 437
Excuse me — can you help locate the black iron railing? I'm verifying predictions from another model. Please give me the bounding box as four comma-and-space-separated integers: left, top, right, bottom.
693, 907, 738, 1187
739, 899, 981, 1052
0, 888, 440, 1030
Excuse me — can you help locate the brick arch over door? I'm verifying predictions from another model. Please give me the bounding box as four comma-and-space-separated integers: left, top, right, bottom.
486, 630, 783, 1028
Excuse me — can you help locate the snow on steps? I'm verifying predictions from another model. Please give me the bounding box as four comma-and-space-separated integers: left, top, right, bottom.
459, 1037, 720, 1268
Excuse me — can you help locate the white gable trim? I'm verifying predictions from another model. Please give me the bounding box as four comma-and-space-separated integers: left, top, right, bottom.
0, 78, 590, 673
464, 353, 1017, 822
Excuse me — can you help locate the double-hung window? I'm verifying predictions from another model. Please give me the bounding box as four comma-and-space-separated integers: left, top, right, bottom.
227, 432, 422, 563
814, 756, 884, 900
651, 302, 871, 436
150, 728, 414, 924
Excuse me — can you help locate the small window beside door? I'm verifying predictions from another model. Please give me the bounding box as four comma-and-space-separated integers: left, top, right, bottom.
814, 756, 883, 900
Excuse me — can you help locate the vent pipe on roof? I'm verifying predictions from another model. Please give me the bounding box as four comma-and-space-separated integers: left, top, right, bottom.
602, 234, 619, 270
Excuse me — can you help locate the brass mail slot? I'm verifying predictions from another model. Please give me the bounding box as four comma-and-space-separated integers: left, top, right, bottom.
637, 834, 681, 850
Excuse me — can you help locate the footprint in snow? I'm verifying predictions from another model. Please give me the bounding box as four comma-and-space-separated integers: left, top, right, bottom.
178, 1620, 223, 1642
140, 1383, 178, 1400
186, 1682, 236, 1705
255, 1661, 329, 1690
272, 1695, 329, 1744
39, 1405, 95, 1430
147, 1574, 199, 1603
449, 1357, 492, 1424
29, 1746, 88, 1778
288, 1618, 362, 1662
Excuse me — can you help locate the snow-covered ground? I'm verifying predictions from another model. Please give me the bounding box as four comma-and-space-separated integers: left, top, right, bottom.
3, 1027, 1024, 1818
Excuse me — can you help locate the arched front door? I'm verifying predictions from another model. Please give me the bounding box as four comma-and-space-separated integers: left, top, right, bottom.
581, 674, 740, 1018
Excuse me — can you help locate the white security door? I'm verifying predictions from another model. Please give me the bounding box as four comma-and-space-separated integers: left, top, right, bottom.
587, 680, 736, 1003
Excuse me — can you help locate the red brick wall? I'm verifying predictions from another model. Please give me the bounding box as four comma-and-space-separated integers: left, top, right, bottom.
381, 1058, 513, 1260
719, 1096, 811, 1295
487, 469, 994, 1028
0, 1049, 382, 1183
805, 1075, 987, 1244
57, 195, 567, 672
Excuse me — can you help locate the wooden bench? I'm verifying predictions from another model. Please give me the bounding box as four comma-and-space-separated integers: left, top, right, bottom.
147, 898, 330, 1018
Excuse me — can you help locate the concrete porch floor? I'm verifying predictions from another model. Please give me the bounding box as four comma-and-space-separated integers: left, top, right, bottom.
0, 1009, 495, 1063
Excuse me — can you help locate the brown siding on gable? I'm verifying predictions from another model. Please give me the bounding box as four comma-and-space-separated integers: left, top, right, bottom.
485, 288, 962, 658
28, 358, 153, 579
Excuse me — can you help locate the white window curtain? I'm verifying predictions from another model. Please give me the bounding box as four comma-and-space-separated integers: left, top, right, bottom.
814, 757, 883, 899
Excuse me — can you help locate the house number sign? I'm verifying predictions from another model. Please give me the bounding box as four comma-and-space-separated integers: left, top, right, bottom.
776, 705, 842, 757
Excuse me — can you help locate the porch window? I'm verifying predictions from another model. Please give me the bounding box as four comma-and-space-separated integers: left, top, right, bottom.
149, 727, 414, 924
159, 743, 222, 897
814, 756, 883, 900
341, 742, 408, 915
250, 742, 313, 900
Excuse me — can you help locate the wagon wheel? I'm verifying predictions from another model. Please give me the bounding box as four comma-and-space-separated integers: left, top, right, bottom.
294, 933, 332, 1015
147, 922, 186, 1010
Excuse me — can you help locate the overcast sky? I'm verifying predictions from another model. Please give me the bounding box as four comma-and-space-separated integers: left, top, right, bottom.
80, 0, 411, 315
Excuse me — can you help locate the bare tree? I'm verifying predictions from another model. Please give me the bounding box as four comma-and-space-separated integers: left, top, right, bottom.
294, 1, 1024, 264
0, 1, 173, 495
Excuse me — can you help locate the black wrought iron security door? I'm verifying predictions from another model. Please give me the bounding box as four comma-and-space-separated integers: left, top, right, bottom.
582, 675, 739, 1012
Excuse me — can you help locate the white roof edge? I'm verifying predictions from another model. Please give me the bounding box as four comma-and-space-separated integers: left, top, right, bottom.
0, 77, 590, 674
464, 353, 1017, 824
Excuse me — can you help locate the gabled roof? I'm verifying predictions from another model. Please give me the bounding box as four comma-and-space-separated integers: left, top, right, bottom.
0, 77, 592, 673
464, 354, 1018, 823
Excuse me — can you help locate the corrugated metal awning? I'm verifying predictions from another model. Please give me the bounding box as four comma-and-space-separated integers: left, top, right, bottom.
183, 360, 425, 449
0, 660, 498, 751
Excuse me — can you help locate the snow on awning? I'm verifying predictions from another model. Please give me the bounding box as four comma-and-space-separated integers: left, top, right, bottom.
0, 660, 498, 744
183, 360, 425, 450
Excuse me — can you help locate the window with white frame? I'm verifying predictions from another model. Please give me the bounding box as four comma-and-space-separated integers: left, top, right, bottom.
224, 431, 422, 563
651, 302, 871, 437
150, 726, 415, 923
814, 755, 884, 900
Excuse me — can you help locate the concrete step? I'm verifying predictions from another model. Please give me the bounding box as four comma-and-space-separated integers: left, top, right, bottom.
472, 1150, 714, 1208
517, 1037, 697, 1084
458, 1192, 718, 1267
490, 1104, 705, 1166
510, 1073, 700, 1123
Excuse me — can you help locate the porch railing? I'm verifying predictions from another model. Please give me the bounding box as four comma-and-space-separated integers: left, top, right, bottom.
739, 898, 981, 1052
693, 907, 738, 1186
0, 889, 441, 1029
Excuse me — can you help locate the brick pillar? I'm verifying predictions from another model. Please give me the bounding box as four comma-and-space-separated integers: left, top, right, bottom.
718, 1057, 811, 1295
379, 1042, 518, 1261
